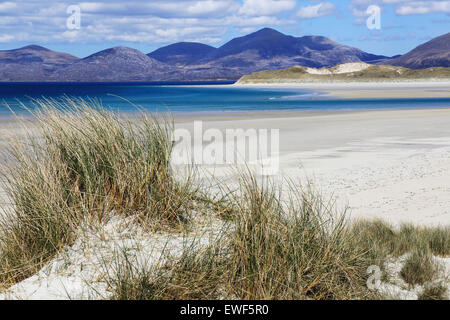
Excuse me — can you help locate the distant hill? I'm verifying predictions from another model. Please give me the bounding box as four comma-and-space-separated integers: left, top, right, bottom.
0, 45, 79, 81
384, 33, 450, 69
146, 28, 389, 79
51, 46, 172, 81
200, 28, 387, 68
148, 42, 217, 65
238, 63, 450, 84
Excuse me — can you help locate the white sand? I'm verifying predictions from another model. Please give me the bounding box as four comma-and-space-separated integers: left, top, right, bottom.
233, 81, 450, 99
173, 108, 450, 227
378, 254, 450, 300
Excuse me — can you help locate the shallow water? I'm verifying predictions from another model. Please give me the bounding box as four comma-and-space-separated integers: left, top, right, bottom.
1, 82, 450, 116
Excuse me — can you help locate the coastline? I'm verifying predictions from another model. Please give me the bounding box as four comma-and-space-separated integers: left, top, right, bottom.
230, 81, 450, 99
4, 107, 450, 226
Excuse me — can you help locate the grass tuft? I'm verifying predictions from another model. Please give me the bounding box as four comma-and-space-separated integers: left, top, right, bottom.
400, 245, 440, 286
418, 282, 448, 300
0, 98, 197, 287
106, 242, 228, 300
219, 173, 376, 300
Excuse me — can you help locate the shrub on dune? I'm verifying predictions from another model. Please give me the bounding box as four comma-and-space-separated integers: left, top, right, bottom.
400, 244, 440, 286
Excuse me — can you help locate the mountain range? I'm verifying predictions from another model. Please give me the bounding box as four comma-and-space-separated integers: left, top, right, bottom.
0, 28, 448, 82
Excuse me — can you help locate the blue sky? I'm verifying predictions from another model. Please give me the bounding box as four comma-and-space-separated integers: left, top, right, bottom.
0, 0, 449, 58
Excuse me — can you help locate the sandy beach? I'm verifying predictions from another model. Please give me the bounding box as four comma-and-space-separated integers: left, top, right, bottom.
2, 107, 450, 227
171, 107, 450, 227
233, 81, 450, 99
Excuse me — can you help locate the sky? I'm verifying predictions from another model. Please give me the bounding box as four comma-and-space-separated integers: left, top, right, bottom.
0, 0, 449, 58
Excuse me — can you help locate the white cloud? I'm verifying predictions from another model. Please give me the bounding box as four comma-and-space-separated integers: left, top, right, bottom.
297, 2, 337, 19
78, 1, 240, 18
0, 34, 14, 42
186, 0, 240, 16
0, 0, 298, 46
396, 1, 450, 15
349, 0, 450, 17
239, 0, 296, 16
0, 2, 17, 13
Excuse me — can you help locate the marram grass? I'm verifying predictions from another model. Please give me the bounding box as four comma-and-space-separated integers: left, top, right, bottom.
0, 98, 197, 286
0, 99, 448, 299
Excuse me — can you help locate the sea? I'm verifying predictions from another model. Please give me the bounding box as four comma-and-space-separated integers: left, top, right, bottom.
1, 81, 450, 116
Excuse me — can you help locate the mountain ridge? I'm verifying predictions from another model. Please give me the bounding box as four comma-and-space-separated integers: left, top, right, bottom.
0, 45, 79, 81
150, 28, 390, 77
148, 42, 217, 66
51, 46, 171, 82
384, 33, 450, 69
0, 28, 448, 82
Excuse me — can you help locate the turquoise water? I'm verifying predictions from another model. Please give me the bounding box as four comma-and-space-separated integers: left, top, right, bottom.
1, 82, 449, 116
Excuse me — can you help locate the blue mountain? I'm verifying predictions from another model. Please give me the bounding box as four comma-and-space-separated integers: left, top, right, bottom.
384, 32, 450, 69
146, 28, 389, 79
197, 28, 388, 69
148, 42, 216, 65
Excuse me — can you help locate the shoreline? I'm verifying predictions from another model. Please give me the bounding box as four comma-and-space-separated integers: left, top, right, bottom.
2, 101, 450, 123
231, 81, 450, 99
3, 105, 450, 124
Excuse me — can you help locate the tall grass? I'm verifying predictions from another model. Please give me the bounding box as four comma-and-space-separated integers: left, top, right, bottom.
106, 241, 228, 300
0, 98, 197, 286
223, 174, 376, 300
350, 220, 450, 260
400, 245, 440, 286
107, 173, 379, 300
418, 282, 448, 300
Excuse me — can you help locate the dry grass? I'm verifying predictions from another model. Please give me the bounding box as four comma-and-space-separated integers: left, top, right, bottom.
400, 245, 441, 286
0, 98, 197, 287
350, 220, 450, 260
223, 174, 375, 300
106, 173, 379, 300
350, 220, 449, 290
418, 282, 448, 300
106, 241, 228, 300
